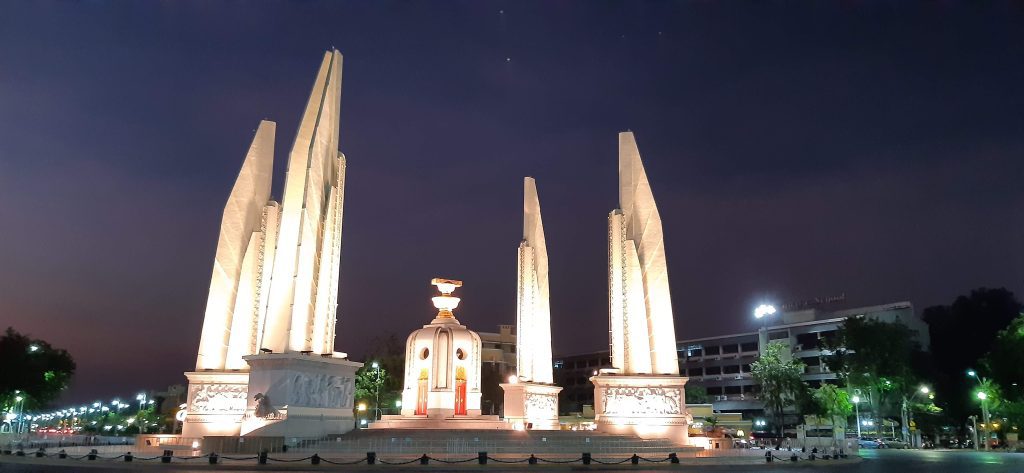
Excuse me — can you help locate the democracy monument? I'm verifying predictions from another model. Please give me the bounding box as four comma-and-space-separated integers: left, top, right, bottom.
180, 49, 692, 446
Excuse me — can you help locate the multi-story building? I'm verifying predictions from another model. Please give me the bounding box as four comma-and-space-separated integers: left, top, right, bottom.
553, 301, 928, 420
477, 324, 518, 415
679, 301, 927, 414
552, 351, 611, 415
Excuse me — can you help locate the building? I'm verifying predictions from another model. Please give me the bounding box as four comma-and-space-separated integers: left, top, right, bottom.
553, 351, 611, 415
476, 324, 517, 415
678, 301, 927, 415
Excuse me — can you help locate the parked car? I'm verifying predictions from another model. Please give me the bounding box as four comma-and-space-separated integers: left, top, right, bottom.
880, 437, 909, 449
858, 437, 884, 449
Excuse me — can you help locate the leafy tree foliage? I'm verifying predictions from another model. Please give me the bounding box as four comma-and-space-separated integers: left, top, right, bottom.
823, 317, 925, 425
685, 384, 710, 404
0, 327, 75, 411
813, 384, 853, 446
751, 341, 805, 436
923, 288, 1022, 423
354, 332, 405, 415
982, 315, 1024, 402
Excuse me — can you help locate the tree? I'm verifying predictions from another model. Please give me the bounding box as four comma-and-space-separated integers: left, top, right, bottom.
823, 317, 925, 428
982, 315, 1024, 402
813, 384, 853, 447
685, 384, 710, 404
751, 341, 806, 438
0, 327, 75, 411
924, 288, 1022, 425
354, 332, 406, 417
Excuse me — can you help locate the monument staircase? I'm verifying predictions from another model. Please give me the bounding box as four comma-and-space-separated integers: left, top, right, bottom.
305, 428, 702, 456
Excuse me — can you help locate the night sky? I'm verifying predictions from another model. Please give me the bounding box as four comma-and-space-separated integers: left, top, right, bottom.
1, 2, 1022, 405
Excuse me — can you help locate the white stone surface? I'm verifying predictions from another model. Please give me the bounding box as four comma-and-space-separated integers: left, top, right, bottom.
591, 374, 690, 445
516, 177, 553, 384
607, 131, 680, 375
195, 121, 275, 370
262, 49, 345, 354
185, 50, 354, 439
499, 382, 561, 430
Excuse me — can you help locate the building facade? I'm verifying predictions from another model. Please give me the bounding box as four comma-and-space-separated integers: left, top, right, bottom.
679, 301, 927, 414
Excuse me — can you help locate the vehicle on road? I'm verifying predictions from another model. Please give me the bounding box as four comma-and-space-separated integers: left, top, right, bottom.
880, 437, 909, 449
858, 437, 884, 449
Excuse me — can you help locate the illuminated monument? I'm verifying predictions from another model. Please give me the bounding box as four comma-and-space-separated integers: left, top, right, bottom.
371, 279, 506, 429
591, 132, 690, 444
500, 178, 561, 429
183, 49, 361, 438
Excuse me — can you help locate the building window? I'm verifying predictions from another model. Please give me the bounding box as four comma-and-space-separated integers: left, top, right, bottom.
722, 344, 739, 354
688, 367, 703, 377
741, 363, 751, 372
795, 333, 819, 349
724, 365, 740, 374
706, 387, 723, 395
803, 356, 821, 366
705, 346, 721, 355
740, 342, 758, 352
768, 330, 789, 341
706, 366, 721, 375
724, 386, 741, 395
685, 345, 704, 358
743, 384, 755, 393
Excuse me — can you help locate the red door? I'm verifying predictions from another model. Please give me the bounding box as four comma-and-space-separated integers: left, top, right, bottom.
455, 380, 467, 416
416, 379, 428, 415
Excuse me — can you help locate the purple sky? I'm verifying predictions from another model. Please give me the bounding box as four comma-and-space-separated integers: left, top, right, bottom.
1, 2, 1021, 405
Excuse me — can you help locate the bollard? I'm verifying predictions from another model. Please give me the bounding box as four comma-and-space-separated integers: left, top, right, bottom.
58, 449, 67, 459
631, 454, 639, 465
790, 454, 798, 462
811, 447, 818, 454
125, 452, 133, 462
367, 451, 376, 465
478, 452, 487, 465
809, 453, 816, 461
282, 445, 289, 453
528, 454, 537, 465
258, 450, 268, 465
3, 449, 11, 455
420, 454, 429, 465
582, 452, 592, 465
669, 452, 679, 464
16, 450, 25, 457
35, 448, 45, 458
89, 449, 98, 461
311, 453, 320, 465
765, 450, 773, 463
161, 449, 172, 463
209, 452, 218, 464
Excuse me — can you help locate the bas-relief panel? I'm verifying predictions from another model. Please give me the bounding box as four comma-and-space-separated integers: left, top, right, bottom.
601, 387, 681, 416
524, 393, 557, 420
269, 372, 354, 409
189, 383, 248, 414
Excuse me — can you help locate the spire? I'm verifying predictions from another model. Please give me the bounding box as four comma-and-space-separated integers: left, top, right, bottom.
516, 177, 554, 383
195, 120, 276, 370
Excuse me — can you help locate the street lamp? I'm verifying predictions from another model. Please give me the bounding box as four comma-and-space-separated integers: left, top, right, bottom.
370, 362, 383, 420
900, 385, 931, 447
967, 369, 992, 450
852, 395, 862, 438
754, 304, 777, 320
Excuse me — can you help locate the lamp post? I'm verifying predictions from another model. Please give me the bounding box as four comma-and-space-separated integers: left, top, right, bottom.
967, 369, 991, 450
900, 385, 930, 448
371, 362, 382, 421
852, 395, 862, 438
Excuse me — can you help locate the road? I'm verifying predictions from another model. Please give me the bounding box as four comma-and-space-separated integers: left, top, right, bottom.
1, 449, 1022, 472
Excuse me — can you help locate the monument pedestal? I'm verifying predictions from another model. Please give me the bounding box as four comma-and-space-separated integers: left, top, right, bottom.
591, 374, 690, 446
183, 353, 361, 439
500, 382, 562, 430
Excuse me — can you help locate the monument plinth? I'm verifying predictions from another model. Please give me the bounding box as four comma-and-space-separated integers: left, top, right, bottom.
371, 279, 507, 429
182, 49, 360, 439
500, 177, 561, 430
593, 132, 689, 445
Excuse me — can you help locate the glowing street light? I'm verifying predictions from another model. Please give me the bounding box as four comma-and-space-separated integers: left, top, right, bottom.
852, 395, 863, 437
754, 304, 777, 319
977, 391, 988, 401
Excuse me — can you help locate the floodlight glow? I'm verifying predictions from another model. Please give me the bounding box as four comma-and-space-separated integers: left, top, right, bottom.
920, 386, 930, 394
852, 395, 860, 403
754, 304, 777, 319
357, 403, 367, 411
978, 392, 988, 400
967, 370, 977, 377
371, 362, 379, 369
28, 345, 39, 352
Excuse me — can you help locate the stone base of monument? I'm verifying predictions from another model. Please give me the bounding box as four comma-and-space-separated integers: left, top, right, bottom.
591, 374, 690, 446
499, 382, 562, 430
182, 353, 361, 439
369, 414, 509, 430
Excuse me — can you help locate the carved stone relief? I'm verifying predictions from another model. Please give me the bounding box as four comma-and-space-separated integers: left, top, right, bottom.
602, 387, 681, 416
